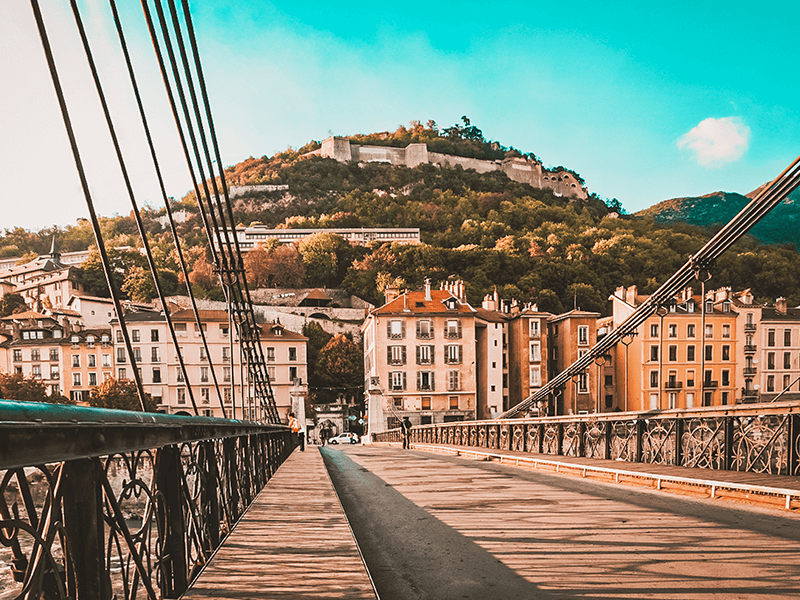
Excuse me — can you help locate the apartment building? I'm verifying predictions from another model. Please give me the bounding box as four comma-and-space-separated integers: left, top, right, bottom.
63, 329, 114, 403
363, 281, 477, 429
259, 320, 308, 422
474, 299, 507, 420
746, 296, 800, 402
547, 310, 600, 414
506, 305, 552, 413
0, 311, 66, 397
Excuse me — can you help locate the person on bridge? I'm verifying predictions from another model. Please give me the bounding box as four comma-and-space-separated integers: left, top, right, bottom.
401, 416, 413, 449
288, 412, 304, 451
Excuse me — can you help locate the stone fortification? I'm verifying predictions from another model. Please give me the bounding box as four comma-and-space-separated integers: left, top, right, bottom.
317, 136, 587, 199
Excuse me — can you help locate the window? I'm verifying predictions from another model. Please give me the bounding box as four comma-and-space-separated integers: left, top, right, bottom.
650, 323, 659, 338
32, 365, 41, 379
530, 366, 541, 387
388, 345, 407, 365
31, 349, 40, 361
177, 367, 184, 382
224, 388, 232, 404
13, 349, 21, 362
88, 354, 96, 368
529, 319, 540, 338
668, 345, 677, 361
224, 366, 231, 383
421, 397, 431, 410
577, 372, 588, 393
151, 329, 159, 342
389, 371, 406, 391
687, 324, 696, 338
393, 397, 403, 409
200, 347, 207, 361
767, 375, 775, 392
51, 384, 60, 395
705, 324, 713, 338
577, 325, 589, 346
72, 372, 81, 386
267, 366, 276, 381
605, 374, 613, 386
767, 352, 775, 370
89, 372, 97, 386
72, 355, 80, 368
222, 347, 230, 362
151, 347, 160, 363
152, 368, 161, 384
722, 345, 730, 361
445, 345, 462, 364
784, 374, 791, 391
194, 323, 207, 336
267, 347, 275, 362
133, 348, 141, 363
768, 329, 775, 347
447, 370, 460, 391
201, 388, 210, 404
721, 370, 730, 386
650, 345, 658, 361
605, 394, 614, 408
668, 392, 677, 409
445, 319, 462, 339
116, 330, 124, 343
705, 345, 712, 361
175, 322, 187, 334
687, 345, 696, 361
416, 345, 433, 365
686, 392, 695, 408
388, 320, 405, 340
220, 324, 229, 337
704, 370, 713, 385
722, 324, 731, 339
118, 368, 127, 380
529, 342, 541, 362
132, 330, 140, 342
705, 301, 714, 313
117, 347, 126, 363
449, 396, 459, 409
786, 329, 792, 346
650, 370, 659, 388
50, 365, 59, 379
87, 335, 95, 347
289, 347, 297, 361
417, 371, 434, 391
668, 324, 677, 338
649, 393, 658, 410
102, 354, 111, 367
785, 352, 792, 369
416, 319, 433, 339
201, 366, 209, 382
290, 367, 299, 383
703, 391, 713, 407
552, 347, 558, 360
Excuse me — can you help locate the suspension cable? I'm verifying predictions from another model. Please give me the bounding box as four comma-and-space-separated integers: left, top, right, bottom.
29, 0, 148, 411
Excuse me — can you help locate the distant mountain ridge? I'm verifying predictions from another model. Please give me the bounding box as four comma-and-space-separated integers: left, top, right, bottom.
636, 187, 800, 247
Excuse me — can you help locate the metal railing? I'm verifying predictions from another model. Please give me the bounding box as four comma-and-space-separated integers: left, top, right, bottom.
375, 401, 800, 476
0, 400, 295, 600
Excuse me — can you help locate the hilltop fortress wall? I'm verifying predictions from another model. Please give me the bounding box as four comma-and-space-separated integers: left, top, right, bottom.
314, 136, 587, 199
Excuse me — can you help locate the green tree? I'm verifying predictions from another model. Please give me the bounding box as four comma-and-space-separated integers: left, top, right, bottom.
297, 233, 354, 288
0, 293, 28, 317
89, 378, 157, 412
303, 322, 334, 403
316, 334, 363, 398
0, 371, 69, 403
122, 265, 157, 303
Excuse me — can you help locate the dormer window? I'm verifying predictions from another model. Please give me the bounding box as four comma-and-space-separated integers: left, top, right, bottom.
686, 301, 695, 313
71, 335, 80, 343
101, 334, 109, 343
445, 297, 458, 310
722, 301, 731, 312
53, 330, 62, 339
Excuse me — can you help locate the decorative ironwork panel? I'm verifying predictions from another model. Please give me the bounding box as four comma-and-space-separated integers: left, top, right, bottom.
681, 418, 726, 470
488, 426, 498, 449
562, 423, 581, 457
583, 419, 607, 459
731, 415, 789, 475
609, 420, 637, 461
641, 419, 677, 465
499, 425, 510, 450
511, 425, 525, 452
526, 424, 540, 454
478, 426, 487, 448
542, 423, 560, 455
469, 426, 477, 447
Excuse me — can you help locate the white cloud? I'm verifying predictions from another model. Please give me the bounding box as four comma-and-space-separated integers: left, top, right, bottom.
677, 117, 750, 168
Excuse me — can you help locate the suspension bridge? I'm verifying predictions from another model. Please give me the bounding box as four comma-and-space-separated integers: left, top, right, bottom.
2, 0, 800, 598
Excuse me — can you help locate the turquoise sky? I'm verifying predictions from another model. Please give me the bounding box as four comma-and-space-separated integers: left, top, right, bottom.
2, 0, 798, 229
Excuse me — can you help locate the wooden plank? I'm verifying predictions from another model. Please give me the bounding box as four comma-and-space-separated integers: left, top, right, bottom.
182, 448, 376, 600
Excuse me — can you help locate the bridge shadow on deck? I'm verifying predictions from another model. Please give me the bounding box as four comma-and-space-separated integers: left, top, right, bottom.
324, 445, 800, 600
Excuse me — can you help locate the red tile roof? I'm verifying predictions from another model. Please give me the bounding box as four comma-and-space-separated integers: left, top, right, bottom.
372, 289, 474, 315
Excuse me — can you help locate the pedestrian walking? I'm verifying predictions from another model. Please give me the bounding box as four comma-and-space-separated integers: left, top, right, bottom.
288, 412, 304, 451
401, 416, 412, 449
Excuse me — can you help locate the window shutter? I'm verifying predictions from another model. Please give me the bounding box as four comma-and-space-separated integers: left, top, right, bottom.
430, 346, 434, 365
386, 321, 391, 337
402, 346, 407, 364
387, 347, 392, 363
430, 373, 435, 391
402, 372, 407, 390
458, 320, 462, 339
416, 346, 420, 364
458, 345, 463, 363
417, 371, 421, 391
401, 321, 406, 338
416, 320, 421, 336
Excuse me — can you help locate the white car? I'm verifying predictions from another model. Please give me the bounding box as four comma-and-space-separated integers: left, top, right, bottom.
328, 433, 359, 445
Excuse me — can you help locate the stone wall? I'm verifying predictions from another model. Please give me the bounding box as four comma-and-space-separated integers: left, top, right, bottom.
317, 136, 587, 199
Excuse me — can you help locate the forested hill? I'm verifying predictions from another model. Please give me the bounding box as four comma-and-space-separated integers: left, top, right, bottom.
3, 120, 800, 315
635, 188, 800, 248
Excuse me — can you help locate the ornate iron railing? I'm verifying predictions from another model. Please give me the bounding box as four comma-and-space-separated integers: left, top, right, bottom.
0, 400, 295, 599
374, 401, 800, 477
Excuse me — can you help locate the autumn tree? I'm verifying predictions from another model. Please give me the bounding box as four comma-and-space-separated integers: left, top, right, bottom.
244, 242, 305, 288
316, 334, 363, 403
89, 378, 157, 412
0, 293, 27, 317
302, 322, 333, 402
0, 372, 68, 403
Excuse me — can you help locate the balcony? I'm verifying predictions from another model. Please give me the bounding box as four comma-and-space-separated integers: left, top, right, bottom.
744, 323, 757, 333
743, 367, 757, 376
664, 381, 683, 389
703, 380, 719, 388
743, 344, 756, 354
529, 331, 540, 340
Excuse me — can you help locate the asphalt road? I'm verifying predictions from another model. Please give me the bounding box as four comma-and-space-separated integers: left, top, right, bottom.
321, 445, 800, 600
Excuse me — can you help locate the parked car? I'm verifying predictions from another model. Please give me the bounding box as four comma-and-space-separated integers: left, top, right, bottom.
328, 433, 359, 445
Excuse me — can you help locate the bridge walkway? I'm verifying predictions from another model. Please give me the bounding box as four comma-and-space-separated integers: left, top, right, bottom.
402, 442, 800, 510
182, 447, 376, 599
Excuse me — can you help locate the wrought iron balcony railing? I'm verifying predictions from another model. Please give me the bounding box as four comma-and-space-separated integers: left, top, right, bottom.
0, 400, 295, 600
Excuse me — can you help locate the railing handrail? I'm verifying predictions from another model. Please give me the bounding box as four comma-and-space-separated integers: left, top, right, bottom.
0, 400, 288, 470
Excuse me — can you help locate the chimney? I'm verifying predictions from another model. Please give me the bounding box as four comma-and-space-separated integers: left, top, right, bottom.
625, 285, 637, 305
384, 285, 400, 305
482, 293, 496, 311
424, 278, 432, 302
776, 297, 787, 314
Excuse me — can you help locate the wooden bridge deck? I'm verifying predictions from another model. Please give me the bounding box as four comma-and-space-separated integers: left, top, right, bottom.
182, 447, 376, 599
